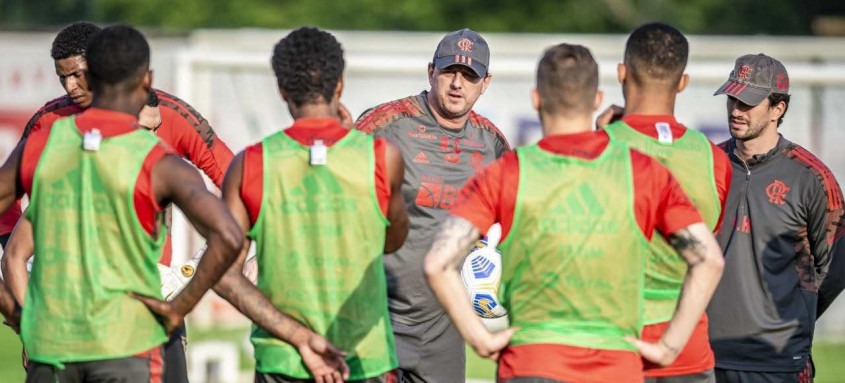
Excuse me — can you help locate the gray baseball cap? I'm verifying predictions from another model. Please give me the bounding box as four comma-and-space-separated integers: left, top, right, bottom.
432, 28, 490, 78
714, 53, 790, 106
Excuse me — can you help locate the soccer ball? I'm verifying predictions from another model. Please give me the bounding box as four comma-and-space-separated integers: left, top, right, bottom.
460, 225, 507, 320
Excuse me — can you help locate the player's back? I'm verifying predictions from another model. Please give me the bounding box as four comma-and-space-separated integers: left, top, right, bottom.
499, 138, 648, 352
604, 118, 723, 324
245, 126, 397, 379
21, 114, 167, 365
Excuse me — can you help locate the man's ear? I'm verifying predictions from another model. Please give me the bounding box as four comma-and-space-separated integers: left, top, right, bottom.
594, 90, 604, 111
769, 99, 786, 123
334, 76, 344, 100
677, 73, 689, 94
428, 63, 436, 86
143, 70, 153, 92
530, 88, 540, 112
617, 63, 626, 84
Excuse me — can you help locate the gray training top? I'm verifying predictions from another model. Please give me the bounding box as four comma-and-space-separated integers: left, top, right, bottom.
356, 91, 510, 325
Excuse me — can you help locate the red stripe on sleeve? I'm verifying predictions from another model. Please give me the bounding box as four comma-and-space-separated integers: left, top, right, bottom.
791, 147, 843, 210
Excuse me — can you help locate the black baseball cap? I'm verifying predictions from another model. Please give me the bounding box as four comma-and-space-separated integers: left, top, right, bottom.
432, 28, 490, 78
714, 53, 790, 106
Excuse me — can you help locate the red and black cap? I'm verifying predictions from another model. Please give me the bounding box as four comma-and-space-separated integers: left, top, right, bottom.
432, 28, 490, 78
714, 53, 790, 106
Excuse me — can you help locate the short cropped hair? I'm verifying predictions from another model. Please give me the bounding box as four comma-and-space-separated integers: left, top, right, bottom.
536, 43, 599, 115
85, 25, 150, 91
624, 22, 688, 85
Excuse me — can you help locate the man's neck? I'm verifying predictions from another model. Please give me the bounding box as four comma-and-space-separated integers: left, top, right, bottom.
291, 103, 338, 121
734, 130, 780, 161
426, 92, 468, 131
541, 113, 594, 136
90, 92, 143, 117
623, 84, 676, 116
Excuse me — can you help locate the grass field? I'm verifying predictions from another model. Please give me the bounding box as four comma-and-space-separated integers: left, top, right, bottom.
1, 325, 843, 382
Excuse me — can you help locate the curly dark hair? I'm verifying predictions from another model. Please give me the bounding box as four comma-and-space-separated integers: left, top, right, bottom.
271, 27, 345, 107
50, 22, 102, 60
624, 22, 688, 85
85, 25, 149, 90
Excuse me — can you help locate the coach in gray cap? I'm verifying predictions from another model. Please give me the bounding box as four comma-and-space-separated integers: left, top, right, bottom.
708, 53, 845, 383
354, 29, 510, 383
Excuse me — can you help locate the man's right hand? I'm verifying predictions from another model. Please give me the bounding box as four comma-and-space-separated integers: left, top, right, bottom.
296, 330, 350, 383
131, 293, 184, 336
595, 104, 625, 130
2, 304, 21, 334
469, 326, 518, 361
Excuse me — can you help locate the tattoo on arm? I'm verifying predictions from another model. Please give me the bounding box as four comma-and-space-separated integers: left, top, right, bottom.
430, 217, 480, 271
668, 229, 707, 267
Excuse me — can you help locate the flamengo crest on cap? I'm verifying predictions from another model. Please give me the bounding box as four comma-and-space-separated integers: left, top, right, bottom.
737, 65, 752, 80
457, 38, 473, 52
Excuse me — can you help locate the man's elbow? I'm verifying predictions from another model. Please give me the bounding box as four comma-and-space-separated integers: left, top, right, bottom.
703, 250, 725, 279
384, 219, 409, 254
423, 252, 449, 284
212, 221, 244, 262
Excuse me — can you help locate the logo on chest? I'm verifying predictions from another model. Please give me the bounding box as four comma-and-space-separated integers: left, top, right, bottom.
765, 179, 791, 205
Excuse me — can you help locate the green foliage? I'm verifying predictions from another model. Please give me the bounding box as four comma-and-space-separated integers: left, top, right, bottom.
0, 0, 840, 35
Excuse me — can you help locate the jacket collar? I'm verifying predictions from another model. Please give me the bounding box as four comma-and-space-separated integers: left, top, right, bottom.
727, 134, 792, 166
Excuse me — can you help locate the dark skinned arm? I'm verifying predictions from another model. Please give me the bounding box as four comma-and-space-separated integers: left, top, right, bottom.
0, 141, 25, 215
212, 152, 349, 383
133, 154, 242, 331
1, 217, 33, 327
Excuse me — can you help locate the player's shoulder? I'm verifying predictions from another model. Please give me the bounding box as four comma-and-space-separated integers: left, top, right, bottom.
355, 95, 426, 134
154, 89, 207, 123
23, 95, 81, 138
784, 142, 844, 204
628, 147, 670, 177
716, 138, 731, 153
468, 110, 506, 142
33, 95, 79, 119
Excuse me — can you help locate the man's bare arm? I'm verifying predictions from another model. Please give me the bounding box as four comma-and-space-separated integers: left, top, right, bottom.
383, 143, 408, 253
133, 154, 242, 329
212, 152, 349, 382
631, 222, 724, 365
1, 218, 34, 307
0, 141, 25, 215
0, 275, 20, 332
424, 216, 516, 360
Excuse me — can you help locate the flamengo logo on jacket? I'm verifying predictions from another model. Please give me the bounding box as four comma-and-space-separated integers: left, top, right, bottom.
766, 179, 791, 205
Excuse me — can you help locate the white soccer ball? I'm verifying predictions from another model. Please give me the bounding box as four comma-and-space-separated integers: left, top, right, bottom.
460, 224, 508, 321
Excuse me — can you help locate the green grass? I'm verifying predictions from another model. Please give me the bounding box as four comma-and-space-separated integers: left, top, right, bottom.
0, 326, 24, 383
2, 325, 844, 382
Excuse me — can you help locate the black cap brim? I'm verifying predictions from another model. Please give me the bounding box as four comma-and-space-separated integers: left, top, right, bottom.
713, 80, 770, 106
433, 56, 487, 78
